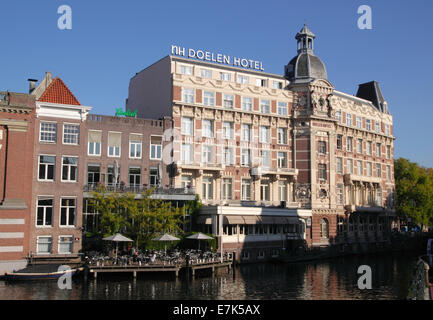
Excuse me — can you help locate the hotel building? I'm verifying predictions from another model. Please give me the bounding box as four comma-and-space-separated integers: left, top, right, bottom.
126, 25, 396, 261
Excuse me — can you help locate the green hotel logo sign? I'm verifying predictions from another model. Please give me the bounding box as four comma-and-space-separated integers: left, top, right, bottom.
116, 108, 137, 117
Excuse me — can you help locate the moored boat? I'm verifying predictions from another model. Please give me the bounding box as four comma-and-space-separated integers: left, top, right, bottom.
1, 264, 83, 281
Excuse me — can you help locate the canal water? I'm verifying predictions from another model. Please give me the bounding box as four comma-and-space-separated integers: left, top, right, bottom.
0, 252, 419, 300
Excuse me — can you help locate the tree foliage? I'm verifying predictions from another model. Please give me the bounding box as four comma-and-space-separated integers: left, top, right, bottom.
88, 186, 185, 249
395, 158, 433, 228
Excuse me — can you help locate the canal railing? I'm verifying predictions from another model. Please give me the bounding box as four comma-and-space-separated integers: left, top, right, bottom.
407, 255, 431, 300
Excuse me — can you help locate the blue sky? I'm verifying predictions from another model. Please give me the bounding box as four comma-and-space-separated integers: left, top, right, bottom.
1, 0, 432, 167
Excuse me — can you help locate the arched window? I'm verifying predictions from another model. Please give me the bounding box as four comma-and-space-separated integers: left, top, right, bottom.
320, 218, 329, 239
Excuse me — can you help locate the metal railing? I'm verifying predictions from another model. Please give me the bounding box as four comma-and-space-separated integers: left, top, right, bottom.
84, 183, 196, 195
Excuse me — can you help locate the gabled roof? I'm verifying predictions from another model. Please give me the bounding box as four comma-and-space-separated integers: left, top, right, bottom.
38, 77, 81, 106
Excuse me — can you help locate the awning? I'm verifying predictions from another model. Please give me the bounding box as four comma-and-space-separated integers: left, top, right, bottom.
224, 216, 246, 224
196, 216, 212, 225
224, 215, 303, 225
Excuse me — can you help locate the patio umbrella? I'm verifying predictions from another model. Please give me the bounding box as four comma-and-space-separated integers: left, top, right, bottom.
103, 233, 133, 259
186, 232, 213, 250
152, 233, 180, 252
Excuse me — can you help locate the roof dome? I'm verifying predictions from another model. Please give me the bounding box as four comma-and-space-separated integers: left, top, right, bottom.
285, 25, 327, 83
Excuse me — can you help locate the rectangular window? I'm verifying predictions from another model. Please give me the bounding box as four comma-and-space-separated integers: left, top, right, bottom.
38, 155, 55, 181
61, 157, 78, 182
255, 78, 267, 87
367, 162, 372, 176
37, 197, 53, 226
149, 167, 159, 186
222, 122, 233, 139
129, 139, 142, 159
337, 184, 344, 205
37, 236, 52, 254
357, 139, 363, 154
58, 236, 73, 254
277, 128, 286, 144
357, 160, 363, 176
336, 157, 343, 174
237, 75, 248, 84
318, 164, 327, 181
182, 117, 193, 136
60, 198, 76, 227
278, 181, 287, 201
242, 97, 252, 111
202, 145, 213, 164
223, 147, 234, 166
203, 91, 215, 106
220, 72, 231, 81
222, 178, 232, 200
260, 150, 271, 167
181, 175, 192, 189
181, 143, 193, 164
241, 124, 251, 142
241, 149, 251, 166
128, 167, 141, 188
87, 164, 100, 186
108, 132, 121, 157
202, 119, 213, 138
375, 121, 381, 133
336, 135, 342, 150
385, 124, 390, 135
40, 122, 57, 143
318, 141, 326, 155
346, 114, 352, 126
260, 99, 270, 114
180, 65, 192, 75
366, 141, 372, 156
336, 111, 342, 124
223, 94, 234, 109
277, 102, 288, 116
386, 145, 391, 160
386, 165, 392, 181
241, 179, 251, 200
88, 131, 102, 156
277, 152, 287, 168
346, 137, 353, 152
150, 137, 162, 160
182, 88, 194, 103
202, 177, 213, 200
376, 163, 382, 178
260, 126, 270, 143
260, 180, 270, 202
356, 116, 362, 129
200, 69, 212, 78
63, 124, 79, 145
347, 159, 353, 174
273, 81, 283, 89
376, 143, 381, 157
366, 119, 371, 131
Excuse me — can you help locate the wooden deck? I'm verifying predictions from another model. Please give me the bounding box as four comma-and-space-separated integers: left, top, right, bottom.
86, 259, 234, 280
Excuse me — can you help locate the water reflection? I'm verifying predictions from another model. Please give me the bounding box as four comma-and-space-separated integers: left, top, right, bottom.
0, 253, 418, 300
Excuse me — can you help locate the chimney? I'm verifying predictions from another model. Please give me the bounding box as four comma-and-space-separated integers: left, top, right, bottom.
27, 79, 38, 94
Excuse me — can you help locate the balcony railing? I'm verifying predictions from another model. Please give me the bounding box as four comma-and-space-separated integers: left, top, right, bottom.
84, 183, 196, 195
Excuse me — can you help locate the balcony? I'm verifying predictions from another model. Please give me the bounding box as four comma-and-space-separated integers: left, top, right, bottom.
83, 183, 197, 200
176, 161, 225, 172
344, 174, 381, 185
250, 166, 298, 177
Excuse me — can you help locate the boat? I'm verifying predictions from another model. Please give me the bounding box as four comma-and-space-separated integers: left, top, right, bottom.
1, 264, 83, 281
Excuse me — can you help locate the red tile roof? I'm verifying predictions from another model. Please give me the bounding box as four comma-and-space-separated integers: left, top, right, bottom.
38, 77, 81, 106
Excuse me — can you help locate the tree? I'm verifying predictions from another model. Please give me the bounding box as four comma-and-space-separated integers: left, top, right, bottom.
394, 158, 433, 229
88, 186, 184, 250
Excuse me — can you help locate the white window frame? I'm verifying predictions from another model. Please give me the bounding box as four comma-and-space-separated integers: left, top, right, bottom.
59, 197, 76, 227
277, 128, 286, 144
180, 65, 192, 75
242, 97, 252, 111
181, 117, 193, 136
260, 126, 270, 144
222, 178, 233, 200
203, 91, 215, 106
200, 69, 212, 78
150, 140, 162, 160
62, 123, 80, 145
223, 94, 234, 109
237, 75, 249, 84
223, 147, 234, 166
202, 119, 213, 138
222, 122, 233, 140
202, 145, 213, 164
260, 150, 271, 167
38, 155, 55, 181
220, 72, 231, 81
277, 102, 288, 116
37, 236, 52, 255
241, 149, 251, 167
61, 156, 78, 182
277, 152, 287, 169
107, 131, 121, 158
260, 99, 270, 114
241, 124, 251, 142
58, 235, 73, 254
241, 179, 251, 201
181, 143, 193, 164
182, 88, 194, 104
129, 140, 142, 159
39, 121, 57, 143
88, 130, 102, 156
36, 196, 54, 227
346, 114, 352, 127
